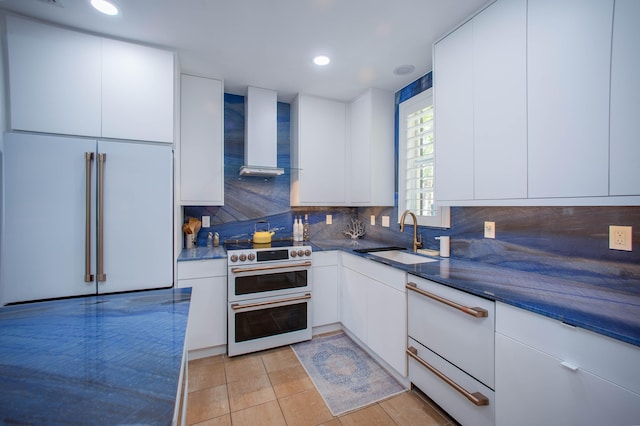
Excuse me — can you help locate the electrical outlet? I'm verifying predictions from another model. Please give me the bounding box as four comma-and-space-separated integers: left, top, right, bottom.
326, 215, 332, 225
370, 215, 376, 226
382, 216, 390, 227
484, 221, 496, 239
202, 216, 210, 228
609, 225, 632, 251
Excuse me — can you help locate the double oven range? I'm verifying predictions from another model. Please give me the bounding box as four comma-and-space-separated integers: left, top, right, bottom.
226, 240, 313, 357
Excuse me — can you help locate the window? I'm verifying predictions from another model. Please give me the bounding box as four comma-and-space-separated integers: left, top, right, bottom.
398, 88, 450, 228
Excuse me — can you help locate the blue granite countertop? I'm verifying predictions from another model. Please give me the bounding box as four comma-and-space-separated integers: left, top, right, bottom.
0, 288, 191, 425
177, 246, 227, 261
310, 238, 640, 348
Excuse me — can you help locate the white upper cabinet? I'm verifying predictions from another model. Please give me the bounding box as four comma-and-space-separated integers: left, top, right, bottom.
179, 75, 224, 205
6, 16, 174, 143
291, 94, 347, 206
101, 39, 175, 143
433, 21, 474, 202
435, 0, 526, 203
527, 0, 613, 198
472, 0, 527, 200
348, 88, 395, 206
609, 0, 640, 196
7, 16, 102, 137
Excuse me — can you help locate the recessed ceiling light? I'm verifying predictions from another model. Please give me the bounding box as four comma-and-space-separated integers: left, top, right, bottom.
313, 55, 331, 66
394, 64, 415, 76
91, 0, 118, 16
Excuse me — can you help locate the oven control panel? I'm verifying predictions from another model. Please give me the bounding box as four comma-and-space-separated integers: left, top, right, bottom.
228, 245, 312, 264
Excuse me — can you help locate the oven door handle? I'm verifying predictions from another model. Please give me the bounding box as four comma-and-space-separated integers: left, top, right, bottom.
231, 261, 312, 274
231, 293, 311, 311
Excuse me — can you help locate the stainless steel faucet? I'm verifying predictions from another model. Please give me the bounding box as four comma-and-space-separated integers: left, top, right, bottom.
400, 210, 422, 252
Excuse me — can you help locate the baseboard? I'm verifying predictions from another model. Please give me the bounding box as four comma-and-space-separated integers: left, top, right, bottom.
188, 345, 226, 361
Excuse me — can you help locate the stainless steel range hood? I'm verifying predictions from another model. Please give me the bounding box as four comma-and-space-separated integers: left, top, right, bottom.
240, 86, 284, 176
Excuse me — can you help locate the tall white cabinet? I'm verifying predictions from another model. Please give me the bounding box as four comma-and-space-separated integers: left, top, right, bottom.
6, 16, 174, 143
179, 74, 224, 205
2, 133, 173, 305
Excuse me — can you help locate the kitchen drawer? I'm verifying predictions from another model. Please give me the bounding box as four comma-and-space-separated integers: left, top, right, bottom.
312, 250, 338, 267
408, 337, 495, 426
177, 258, 227, 280
342, 253, 405, 292
407, 277, 494, 388
496, 301, 640, 395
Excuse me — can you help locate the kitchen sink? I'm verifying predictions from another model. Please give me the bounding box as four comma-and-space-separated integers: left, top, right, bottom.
352, 246, 407, 254
370, 250, 439, 265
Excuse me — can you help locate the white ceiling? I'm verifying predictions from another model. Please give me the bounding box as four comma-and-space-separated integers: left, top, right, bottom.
0, 0, 491, 102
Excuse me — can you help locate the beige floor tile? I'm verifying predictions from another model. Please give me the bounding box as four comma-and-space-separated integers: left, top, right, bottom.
279, 388, 334, 426
261, 346, 301, 373
230, 400, 287, 426
379, 391, 450, 426
189, 361, 226, 392
191, 414, 231, 426
339, 404, 396, 426
224, 353, 267, 383
268, 364, 314, 398
186, 384, 230, 425
318, 419, 342, 426
227, 373, 277, 412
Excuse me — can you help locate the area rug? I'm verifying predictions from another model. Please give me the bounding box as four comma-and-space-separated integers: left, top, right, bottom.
291, 333, 405, 416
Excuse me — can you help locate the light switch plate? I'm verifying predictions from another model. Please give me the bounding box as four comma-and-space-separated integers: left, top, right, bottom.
370, 215, 376, 226
326, 215, 332, 225
382, 216, 390, 227
202, 216, 210, 228
484, 221, 496, 239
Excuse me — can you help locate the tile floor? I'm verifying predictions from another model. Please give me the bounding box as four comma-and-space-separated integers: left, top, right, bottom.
186, 343, 458, 425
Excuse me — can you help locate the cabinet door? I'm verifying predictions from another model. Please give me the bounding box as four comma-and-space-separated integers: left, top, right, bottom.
291, 95, 347, 206
348, 88, 394, 206
102, 39, 174, 143
177, 276, 227, 351
6, 16, 101, 137
609, 0, 640, 196
496, 333, 640, 426
2, 133, 97, 304
434, 22, 474, 202
340, 268, 368, 342
473, 0, 527, 200
179, 75, 224, 205
99, 141, 173, 294
312, 265, 339, 327
368, 279, 406, 376
527, 0, 613, 198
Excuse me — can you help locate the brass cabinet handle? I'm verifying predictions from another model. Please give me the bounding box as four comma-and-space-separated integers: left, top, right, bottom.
84, 152, 94, 282
407, 346, 489, 407
406, 282, 488, 318
231, 293, 311, 311
231, 261, 311, 274
96, 153, 107, 282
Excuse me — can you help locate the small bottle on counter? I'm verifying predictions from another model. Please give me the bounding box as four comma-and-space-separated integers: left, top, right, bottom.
303, 214, 310, 241
213, 232, 220, 247
207, 232, 213, 247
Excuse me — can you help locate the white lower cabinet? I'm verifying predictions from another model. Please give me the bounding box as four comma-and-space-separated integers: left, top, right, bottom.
311, 251, 339, 328
340, 253, 406, 376
177, 259, 227, 354
495, 302, 640, 426
407, 276, 495, 426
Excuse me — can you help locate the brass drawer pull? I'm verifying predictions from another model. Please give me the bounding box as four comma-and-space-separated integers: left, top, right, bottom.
231, 261, 311, 274
406, 282, 488, 318
407, 346, 489, 407
231, 293, 311, 311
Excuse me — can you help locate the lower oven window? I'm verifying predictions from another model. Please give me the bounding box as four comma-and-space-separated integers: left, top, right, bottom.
235, 302, 308, 343
235, 270, 307, 295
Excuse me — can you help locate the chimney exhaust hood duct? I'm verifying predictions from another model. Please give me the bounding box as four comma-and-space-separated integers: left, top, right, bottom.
239, 86, 284, 176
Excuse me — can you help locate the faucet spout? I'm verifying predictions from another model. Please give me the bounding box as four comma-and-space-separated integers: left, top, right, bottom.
400, 210, 422, 252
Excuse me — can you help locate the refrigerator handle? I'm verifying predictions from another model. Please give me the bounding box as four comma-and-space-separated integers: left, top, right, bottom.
97, 153, 107, 282
84, 152, 94, 282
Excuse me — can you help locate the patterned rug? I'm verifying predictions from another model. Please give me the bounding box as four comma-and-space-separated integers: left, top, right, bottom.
291, 333, 405, 416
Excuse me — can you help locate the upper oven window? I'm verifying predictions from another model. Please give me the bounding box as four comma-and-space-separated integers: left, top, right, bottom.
235, 270, 307, 295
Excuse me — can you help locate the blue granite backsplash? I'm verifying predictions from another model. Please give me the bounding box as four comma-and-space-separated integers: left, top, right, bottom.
184, 81, 639, 292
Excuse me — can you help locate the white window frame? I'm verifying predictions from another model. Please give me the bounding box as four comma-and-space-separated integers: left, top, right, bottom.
398, 88, 450, 228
